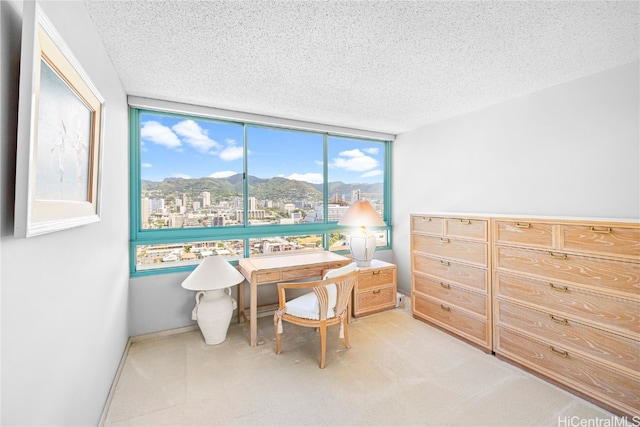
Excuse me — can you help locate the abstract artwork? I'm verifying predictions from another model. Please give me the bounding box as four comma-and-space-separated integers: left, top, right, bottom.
15, 2, 104, 238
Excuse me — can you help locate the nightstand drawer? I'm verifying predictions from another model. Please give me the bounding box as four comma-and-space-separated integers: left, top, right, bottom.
358, 268, 395, 291
353, 260, 397, 317
354, 286, 396, 316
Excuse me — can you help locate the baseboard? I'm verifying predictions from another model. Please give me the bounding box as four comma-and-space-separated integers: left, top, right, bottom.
98, 338, 131, 426
129, 324, 199, 343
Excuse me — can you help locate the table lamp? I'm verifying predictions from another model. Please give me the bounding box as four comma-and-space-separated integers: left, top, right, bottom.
181, 255, 245, 345
338, 200, 385, 267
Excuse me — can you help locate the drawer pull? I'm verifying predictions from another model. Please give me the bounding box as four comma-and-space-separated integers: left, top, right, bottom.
372, 289, 381, 294
550, 346, 569, 358
439, 260, 450, 266
549, 315, 568, 325
459, 219, 471, 225
440, 238, 450, 243
372, 270, 381, 275
548, 252, 567, 259
515, 222, 531, 228
549, 283, 569, 292
590, 226, 611, 234
421, 217, 432, 222
440, 282, 451, 289
440, 304, 451, 312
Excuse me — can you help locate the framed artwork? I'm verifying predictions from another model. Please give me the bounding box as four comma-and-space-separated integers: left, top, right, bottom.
15, 1, 105, 238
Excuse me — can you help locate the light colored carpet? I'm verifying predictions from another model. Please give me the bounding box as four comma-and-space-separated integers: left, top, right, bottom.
101, 302, 621, 426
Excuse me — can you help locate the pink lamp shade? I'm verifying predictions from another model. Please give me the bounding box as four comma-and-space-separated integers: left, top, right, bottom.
337, 200, 385, 228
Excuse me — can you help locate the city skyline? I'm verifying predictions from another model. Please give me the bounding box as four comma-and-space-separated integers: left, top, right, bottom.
139, 112, 385, 185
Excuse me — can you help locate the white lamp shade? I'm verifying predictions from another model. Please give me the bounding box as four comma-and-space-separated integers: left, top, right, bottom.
181, 255, 245, 291
337, 200, 385, 227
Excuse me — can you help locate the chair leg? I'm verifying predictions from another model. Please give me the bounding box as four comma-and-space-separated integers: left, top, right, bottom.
274, 318, 282, 355
319, 322, 327, 369
343, 317, 351, 349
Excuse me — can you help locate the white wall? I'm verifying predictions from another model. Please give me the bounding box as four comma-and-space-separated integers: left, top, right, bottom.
392, 61, 640, 294
0, 1, 130, 425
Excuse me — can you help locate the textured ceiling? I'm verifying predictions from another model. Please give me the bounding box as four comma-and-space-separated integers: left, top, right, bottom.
84, 0, 639, 135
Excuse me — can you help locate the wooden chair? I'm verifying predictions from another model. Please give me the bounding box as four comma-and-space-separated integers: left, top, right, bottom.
273, 263, 359, 368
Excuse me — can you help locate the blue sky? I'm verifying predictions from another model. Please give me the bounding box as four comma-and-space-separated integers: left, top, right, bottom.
139, 113, 384, 184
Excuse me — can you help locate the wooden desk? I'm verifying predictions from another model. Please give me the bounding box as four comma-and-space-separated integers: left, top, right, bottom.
238, 251, 351, 347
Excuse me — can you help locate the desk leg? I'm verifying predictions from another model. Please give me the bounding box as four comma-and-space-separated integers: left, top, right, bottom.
238, 279, 246, 324
250, 278, 257, 347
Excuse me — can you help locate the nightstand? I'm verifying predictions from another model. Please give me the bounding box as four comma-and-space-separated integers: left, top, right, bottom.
353, 260, 397, 317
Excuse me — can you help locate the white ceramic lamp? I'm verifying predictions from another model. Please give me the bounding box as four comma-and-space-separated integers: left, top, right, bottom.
181, 255, 245, 345
338, 200, 385, 268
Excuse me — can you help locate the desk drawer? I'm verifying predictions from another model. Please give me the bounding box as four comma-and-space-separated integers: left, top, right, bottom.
282, 266, 325, 281
256, 271, 281, 284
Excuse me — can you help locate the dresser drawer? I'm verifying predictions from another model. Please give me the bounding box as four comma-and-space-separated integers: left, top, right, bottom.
495, 272, 640, 336
413, 293, 489, 347
412, 234, 487, 267
496, 300, 640, 372
413, 274, 488, 317
358, 268, 395, 291
445, 218, 488, 241
495, 220, 554, 248
411, 215, 444, 235
412, 254, 487, 291
354, 286, 396, 316
562, 224, 640, 261
495, 246, 640, 295
496, 327, 640, 416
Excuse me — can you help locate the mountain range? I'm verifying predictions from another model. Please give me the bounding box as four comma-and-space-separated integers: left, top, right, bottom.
141, 174, 383, 204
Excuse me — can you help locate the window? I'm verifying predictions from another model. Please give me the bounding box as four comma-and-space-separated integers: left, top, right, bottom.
129, 100, 393, 275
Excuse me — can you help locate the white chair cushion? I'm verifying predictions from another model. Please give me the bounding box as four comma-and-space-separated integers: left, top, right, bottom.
284, 262, 358, 320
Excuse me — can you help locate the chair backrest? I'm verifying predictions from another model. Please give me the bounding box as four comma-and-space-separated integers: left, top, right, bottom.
314, 262, 358, 320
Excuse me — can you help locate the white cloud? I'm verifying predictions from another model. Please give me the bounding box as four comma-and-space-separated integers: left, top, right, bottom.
141, 121, 181, 149
141, 162, 152, 168
209, 171, 238, 178
170, 173, 191, 179
361, 169, 383, 178
219, 143, 244, 161
330, 149, 378, 172
287, 173, 323, 184
364, 147, 379, 155
172, 120, 221, 153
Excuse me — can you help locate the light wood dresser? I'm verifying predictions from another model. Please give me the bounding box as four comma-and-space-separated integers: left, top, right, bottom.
410, 214, 492, 351
492, 217, 640, 418
353, 259, 397, 317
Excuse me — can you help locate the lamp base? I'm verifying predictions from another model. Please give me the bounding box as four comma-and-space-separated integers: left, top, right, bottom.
348, 230, 377, 268
192, 288, 237, 345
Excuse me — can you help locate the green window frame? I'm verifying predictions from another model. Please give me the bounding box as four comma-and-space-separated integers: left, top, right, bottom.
129, 101, 393, 276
